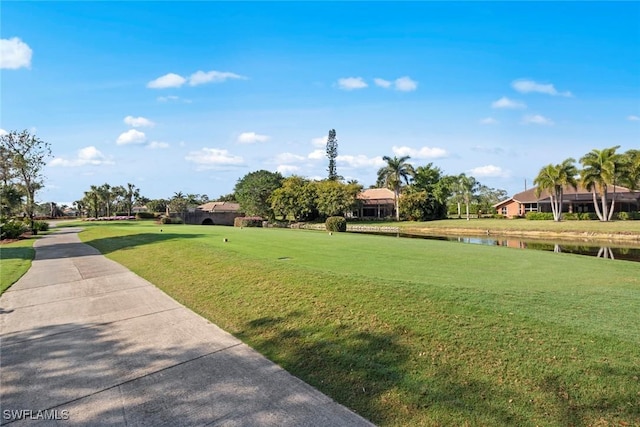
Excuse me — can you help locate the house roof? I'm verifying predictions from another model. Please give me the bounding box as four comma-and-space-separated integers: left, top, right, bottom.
357, 188, 395, 205
197, 201, 242, 212
495, 184, 637, 207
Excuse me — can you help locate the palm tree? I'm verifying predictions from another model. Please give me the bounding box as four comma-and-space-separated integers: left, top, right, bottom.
622, 149, 640, 191
377, 155, 414, 221
534, 158, 578, 222
580, 146, 623, 221
451, 174, 478, 220
84, 186, 100, 218
123, 183, 140, 216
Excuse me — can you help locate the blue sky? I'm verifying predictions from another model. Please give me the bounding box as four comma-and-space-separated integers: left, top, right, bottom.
2, 2, 639, 205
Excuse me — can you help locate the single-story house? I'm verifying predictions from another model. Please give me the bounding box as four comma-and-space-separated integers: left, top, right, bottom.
494, 184, 639, 218
352, 188, 396, 219
183, 201, 244, 226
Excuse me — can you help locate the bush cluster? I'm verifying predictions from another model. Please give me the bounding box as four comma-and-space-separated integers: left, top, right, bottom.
525, 212, 554, 220
136, 212, 156, 219
325, 216, 347, 232
234, 216, 263, 227
32, 220, 50, 232
0, 219, 27, 240
160, 216, 183, 224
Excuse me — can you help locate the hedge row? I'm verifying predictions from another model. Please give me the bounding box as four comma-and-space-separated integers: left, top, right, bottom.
234, 216, 264, 227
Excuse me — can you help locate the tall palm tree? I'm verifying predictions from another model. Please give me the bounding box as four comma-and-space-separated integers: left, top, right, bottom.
622, 149, 640, 191
377, 155, 414, 221
534, 158, 578, 222
580, 146, 623, 221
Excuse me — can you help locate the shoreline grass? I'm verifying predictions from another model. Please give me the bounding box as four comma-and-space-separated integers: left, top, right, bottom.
77, 222, 640, 426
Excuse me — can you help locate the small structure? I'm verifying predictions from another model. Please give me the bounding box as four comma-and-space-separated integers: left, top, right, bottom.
183, 202, 244, 226
353, 188, 396, 219
494, 184, 639, 218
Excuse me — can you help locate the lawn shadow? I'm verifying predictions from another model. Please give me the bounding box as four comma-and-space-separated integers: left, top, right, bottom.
237, 313, 533, 425
0, 246, 34, 262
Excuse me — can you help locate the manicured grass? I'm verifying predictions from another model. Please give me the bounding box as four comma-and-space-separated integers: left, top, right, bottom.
362, 217, 640, 235
78, 222, 639, 426
0, 239, 35, 295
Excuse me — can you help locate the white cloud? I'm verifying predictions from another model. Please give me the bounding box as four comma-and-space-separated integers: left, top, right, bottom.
628, 115, 640, 121
0, 37, 32, 69
374, 76, 418, 92
308, 149, 325, 160
512, 79, 572, 97
0, 128, 7, 136
276, 165, 301, 175
337, 77, 368, 90
275, 152, 305, 163
392, 145, 448, 159
147, 73, 186, 89
116, 129, 147, 145
374, 78, 392, 88
124, 115, 155, 128
50, 146, 113, 167
237, 132, 270, 144
469, 165, 509, 178
479, 117, 499, 125
394, 76, 418, 92
189, 70, 246, 86
185, 148, 243, 169
147, 141, 169, 149
522, 114, 554, 125
336, 154, 385, 168
311, 136, 327, 147
491, 97, 526, 109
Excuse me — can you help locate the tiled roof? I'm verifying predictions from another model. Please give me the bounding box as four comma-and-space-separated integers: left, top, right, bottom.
357, 188, 395, 204
496, 184, 638, 207
197, 201, 242, 212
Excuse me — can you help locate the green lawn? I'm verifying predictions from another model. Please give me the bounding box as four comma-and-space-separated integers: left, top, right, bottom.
361, 217, 640, 236
0, 238, 35, 294
75, 221, 640, 426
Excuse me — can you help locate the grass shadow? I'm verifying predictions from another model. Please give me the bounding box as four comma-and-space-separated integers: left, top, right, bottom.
0, 246, 34, 262
82, 232, 205, 255
237, 313, 532, 426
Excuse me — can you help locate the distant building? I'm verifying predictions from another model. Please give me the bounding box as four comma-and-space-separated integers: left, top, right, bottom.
183, 201, 244, 226
353, 188, 396, 219
494, 184, 638, 218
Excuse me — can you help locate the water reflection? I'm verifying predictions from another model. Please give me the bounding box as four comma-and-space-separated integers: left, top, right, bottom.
353, 231, 640, 262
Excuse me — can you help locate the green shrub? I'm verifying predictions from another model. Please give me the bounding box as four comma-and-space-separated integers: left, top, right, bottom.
563, 213, 579, 221
616, 211, 630, 221
492, 214, 505, 219
136, 212, 156, 219
579, 212, 596, 220
234, 216, 263, 227
325, 216, 347, 232
525, 212, 554, 220
32, 220, 50, 232
1, 219, 27, 240
631, 211, 640, 220
160, 216, 172, 224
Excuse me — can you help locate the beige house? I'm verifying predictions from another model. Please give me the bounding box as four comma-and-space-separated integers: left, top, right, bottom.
183, 201, 244, 225
353, 188, 396, 219
494, 184, 638, 218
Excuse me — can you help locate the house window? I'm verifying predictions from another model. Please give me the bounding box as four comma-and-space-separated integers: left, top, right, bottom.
524, 203, 538, 212
501, 207, 507, 215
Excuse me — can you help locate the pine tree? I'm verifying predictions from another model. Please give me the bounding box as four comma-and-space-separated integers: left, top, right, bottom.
326, 129, 338, 180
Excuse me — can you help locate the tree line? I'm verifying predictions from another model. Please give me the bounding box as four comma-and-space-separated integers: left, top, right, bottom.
534, 146, 639, 222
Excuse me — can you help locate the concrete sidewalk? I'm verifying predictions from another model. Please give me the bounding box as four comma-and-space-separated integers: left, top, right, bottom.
0, 228, 374, 426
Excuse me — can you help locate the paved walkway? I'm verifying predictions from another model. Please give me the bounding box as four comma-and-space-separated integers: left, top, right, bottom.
0, 228, 373, 426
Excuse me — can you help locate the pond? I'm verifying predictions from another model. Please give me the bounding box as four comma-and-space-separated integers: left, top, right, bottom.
350, 231, 640, 262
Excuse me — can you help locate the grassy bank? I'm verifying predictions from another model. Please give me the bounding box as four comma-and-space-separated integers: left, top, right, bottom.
77, 221, 640, 426
356, 218, 640, 242
0, 238, 36, 295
